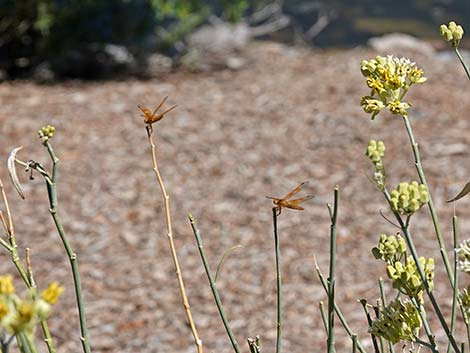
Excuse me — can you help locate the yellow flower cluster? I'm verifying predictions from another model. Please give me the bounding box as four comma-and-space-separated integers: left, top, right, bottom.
440, 21, 464, 48
387, 256, 435, 302
372, 233, 406, 263
460, 286, 470, 323
366, 140, 386, 190
390, 181, 429, 215
456, 240, 470, 274
38, 124, 56, 143
360, 55, 426, 119
371, 298, 422, 344
0, 276, 63, 335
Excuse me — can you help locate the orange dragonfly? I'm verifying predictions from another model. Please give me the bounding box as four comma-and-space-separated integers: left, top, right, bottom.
138, 96, 177, 125
266, 182, 314, 215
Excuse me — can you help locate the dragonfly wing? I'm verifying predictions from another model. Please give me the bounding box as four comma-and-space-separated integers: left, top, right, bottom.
282, 181, 308, 200
284, 203, 305, 211
152, 96, 169, 116
289, 195, 314, 203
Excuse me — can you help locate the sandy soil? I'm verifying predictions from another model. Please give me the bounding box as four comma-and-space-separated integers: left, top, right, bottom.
0, 41, 469, 353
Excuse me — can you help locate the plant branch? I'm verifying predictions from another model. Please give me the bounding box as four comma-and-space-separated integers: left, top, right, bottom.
146, 129, 203, 353
327, 186, 339, 353
43, 141, 91, 353
402, 115, 454, 289
188, 214, 241, 353
272, 207, 282, 353
314, 257, 367, 353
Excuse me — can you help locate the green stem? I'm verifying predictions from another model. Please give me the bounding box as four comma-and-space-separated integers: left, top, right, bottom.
352, 335, 357, 353
383, 190, 460, 353
272, 208, 282, 353
327, 186, 339, 353
188, 215, 241, 353
454, 48, 470, 81
402, 116, 454, 284
319, 301, 328, 336
448, 215, 459, 353
378, 278, 395, 353
402, 116, 454, 287
411, 298, 438, 353
44, 142, 91, 353
314, 259, 367, 353
359, 300, 380, 353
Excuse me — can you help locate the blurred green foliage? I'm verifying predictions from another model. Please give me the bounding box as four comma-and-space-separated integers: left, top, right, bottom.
0, 0, 469, 77
0, 0, 253, 76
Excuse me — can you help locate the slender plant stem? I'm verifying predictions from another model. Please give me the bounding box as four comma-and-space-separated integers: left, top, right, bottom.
448, 215, 459, 353
146, 130, 203, 353
319, 301, 328, 336
359, 300, 380, 353
43, 142, 90, 353
272, 208, 282, 353
352, 335, 357, 353
17, 333, 30, 353
188, 214, 241, 353
383, 189, 460, 353
327, 186, 339, 353
411, 298, 438, 353
314, 258, 367, 353
402, 115, 454, 289
0, 178, 56, 353
454, 48, 470, 81
378, 278, 395, 353
215, 245, 242, 283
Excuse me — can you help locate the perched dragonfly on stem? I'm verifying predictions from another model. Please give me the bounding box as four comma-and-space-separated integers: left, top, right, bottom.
138, 96, 177, 125
266, 181, 314, 215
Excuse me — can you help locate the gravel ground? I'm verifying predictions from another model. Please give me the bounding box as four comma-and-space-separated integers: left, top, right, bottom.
0, 41, 469, 353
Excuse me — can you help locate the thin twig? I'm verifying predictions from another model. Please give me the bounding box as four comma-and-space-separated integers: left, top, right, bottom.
327, 186, 339, 353
272, 207, 282, 353
146, 128, 203, 353
454, 48, 470, 81
378, 278, 395, 353
41, 141, 91, 353
402, 115, 454, 289
215, 245, 243, 283
188, 214, 241, 353
313, 257, 367, 353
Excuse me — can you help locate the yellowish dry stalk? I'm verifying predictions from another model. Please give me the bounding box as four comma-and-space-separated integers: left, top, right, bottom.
147, 129, 203, 353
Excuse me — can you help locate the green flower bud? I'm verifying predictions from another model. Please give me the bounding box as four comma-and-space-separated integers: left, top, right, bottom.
390, 182, 428, 215
386, 256, 434, 301
440, 21, 464, 48
372, 233, 407, 263
38, 124, 56, 142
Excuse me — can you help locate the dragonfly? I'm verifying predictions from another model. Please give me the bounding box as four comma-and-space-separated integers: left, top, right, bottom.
266, 181, 314, 215
138, 96, 177, 125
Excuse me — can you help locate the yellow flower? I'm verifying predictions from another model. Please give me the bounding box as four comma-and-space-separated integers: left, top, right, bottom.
360, 55, 425, 119
0, 300, 9, 320
440, 21, 464, 48
366, 77, 385, 94
0, 275, 14, 295
42, 282, 63, 305
361, 96, 385, 120
10, 300, 35, 333
388, 100, 411, 116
